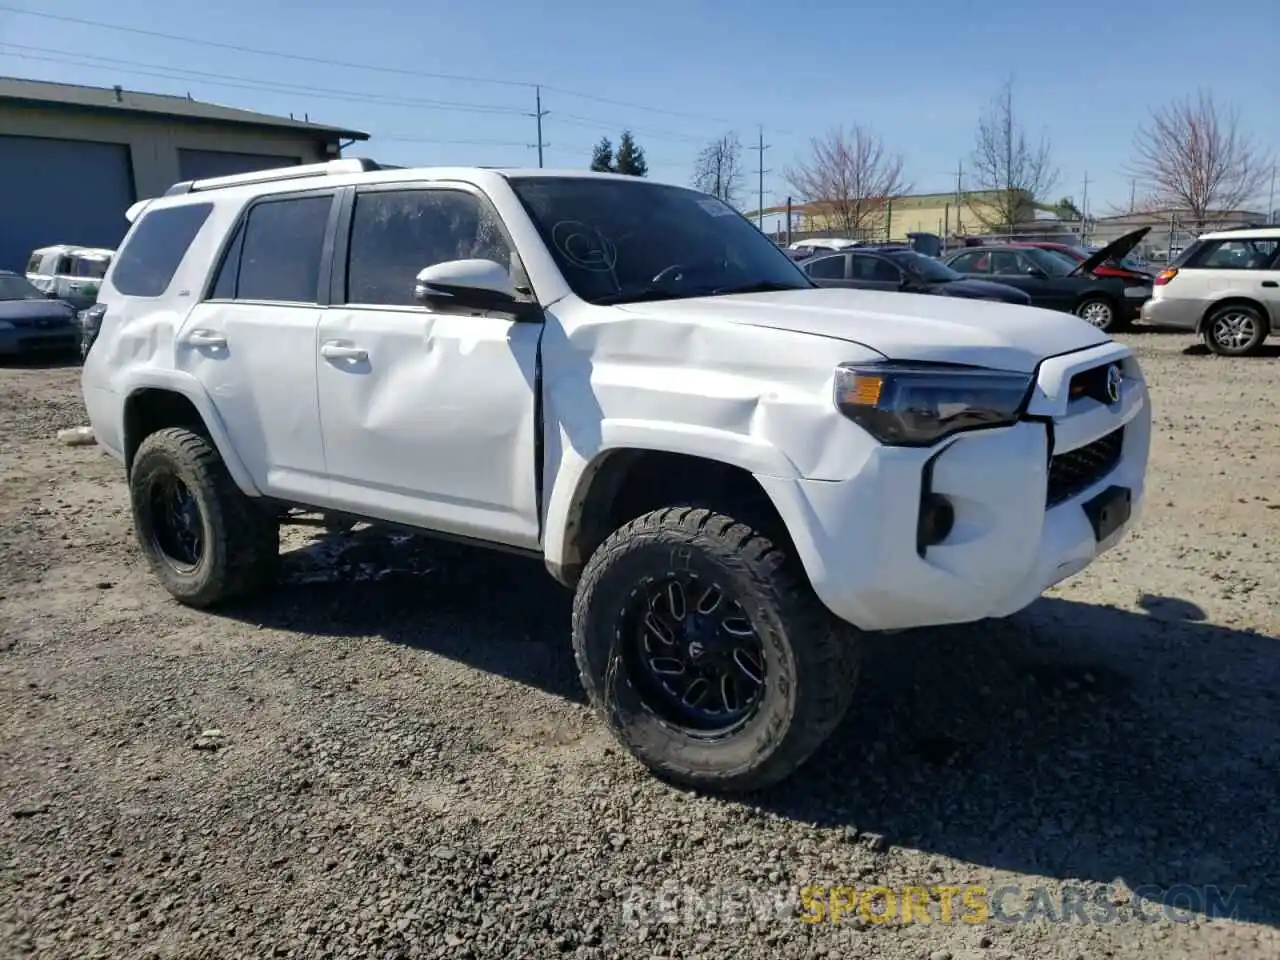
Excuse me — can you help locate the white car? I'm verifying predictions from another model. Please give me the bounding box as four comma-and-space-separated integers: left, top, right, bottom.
81, 159, 1151, 791
1141, 226, 1280, 355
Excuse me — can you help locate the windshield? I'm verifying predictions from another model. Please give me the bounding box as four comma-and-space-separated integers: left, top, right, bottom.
1026, 247, 1075, 276
507, 177, 813, 304
884, 250, 959, 283
0, 275, 44, 300
71, 257, 109, 279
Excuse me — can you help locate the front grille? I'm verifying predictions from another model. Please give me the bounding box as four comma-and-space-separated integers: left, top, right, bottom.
1068, 363, 1119, 404
1047, 427, 1123, 507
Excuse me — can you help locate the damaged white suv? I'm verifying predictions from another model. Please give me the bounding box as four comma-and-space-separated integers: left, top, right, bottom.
82, 159, 1151, 791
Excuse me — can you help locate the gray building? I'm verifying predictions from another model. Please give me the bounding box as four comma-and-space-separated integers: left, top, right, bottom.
0, 76, 369, 271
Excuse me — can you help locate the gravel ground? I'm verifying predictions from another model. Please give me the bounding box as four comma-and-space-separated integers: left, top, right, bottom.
2, 331, 1278, 960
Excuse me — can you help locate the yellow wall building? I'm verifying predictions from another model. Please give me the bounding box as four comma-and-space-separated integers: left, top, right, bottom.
757, 189, 1038, 240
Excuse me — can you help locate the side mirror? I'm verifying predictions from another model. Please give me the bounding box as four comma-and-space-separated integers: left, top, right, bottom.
1026, 267, 1048, 280
413, 259, 519, 312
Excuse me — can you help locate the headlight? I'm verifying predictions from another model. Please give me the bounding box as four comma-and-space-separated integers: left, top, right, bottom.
833, 362, 1034, 447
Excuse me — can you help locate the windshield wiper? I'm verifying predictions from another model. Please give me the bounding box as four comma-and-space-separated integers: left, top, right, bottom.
592, 287, 691, 305
710, 280, 810, 295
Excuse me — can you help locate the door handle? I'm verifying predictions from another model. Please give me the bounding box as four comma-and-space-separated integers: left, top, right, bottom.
185, 328, 228, 348
1262, 281, 1278, 288
320, 341, 369, 362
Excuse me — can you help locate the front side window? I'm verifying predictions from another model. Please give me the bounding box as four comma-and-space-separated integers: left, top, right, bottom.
345, 189, 514, 307
111, 203, 213, 298
1022, 247, 1073, 276
805, 255, 846, 280
508, 177, 811, 304
948, 252, 986, 273
236, 194, 333, 303
71, 257, 109, 279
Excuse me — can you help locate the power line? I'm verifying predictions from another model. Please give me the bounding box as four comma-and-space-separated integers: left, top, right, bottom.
0, 5, 744, 127
0, 45, 526, 116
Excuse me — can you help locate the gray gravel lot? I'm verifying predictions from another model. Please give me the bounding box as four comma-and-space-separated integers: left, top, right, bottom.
2, 331, 1278, 960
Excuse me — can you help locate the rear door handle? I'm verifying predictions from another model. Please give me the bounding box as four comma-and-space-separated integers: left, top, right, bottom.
320, 341, 369, 362
1262, 281, 1278, 288
185, 328, 228, 348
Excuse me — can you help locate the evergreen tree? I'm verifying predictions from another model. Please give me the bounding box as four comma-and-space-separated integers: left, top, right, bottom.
589, 138, 615, 173
614, 130, 648, 177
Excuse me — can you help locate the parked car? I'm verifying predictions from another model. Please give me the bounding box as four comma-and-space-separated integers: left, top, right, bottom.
942, 229, 1152, 331
0, 270, 80, 358
1015, 236, 1154, 283
26, 244, 115, 311
82, 159, 1150, 791
1141, 226, 1280, 356
802, 247, 1032, 305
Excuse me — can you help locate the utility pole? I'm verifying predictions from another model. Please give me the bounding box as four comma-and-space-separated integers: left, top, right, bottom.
749, 126, 771, 230
1128, 178, 1136, 213
1081, 170, 1091, 243
527, 85, 548, 168
954, 160, 964, 235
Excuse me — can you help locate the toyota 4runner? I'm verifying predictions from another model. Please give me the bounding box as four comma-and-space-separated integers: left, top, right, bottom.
81, 159, 1152, 791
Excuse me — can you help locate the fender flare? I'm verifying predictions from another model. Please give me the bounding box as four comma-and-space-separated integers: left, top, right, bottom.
120, 369, 263, 497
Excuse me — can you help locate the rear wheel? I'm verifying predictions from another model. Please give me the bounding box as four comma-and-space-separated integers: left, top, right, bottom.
1203, 304, 1269, 356
1075, 296, 1119, 331
571, 506, 860, 792
129, 427, 279, 608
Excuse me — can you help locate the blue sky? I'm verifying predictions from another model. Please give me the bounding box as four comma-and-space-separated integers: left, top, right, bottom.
1, 0, 1277, 214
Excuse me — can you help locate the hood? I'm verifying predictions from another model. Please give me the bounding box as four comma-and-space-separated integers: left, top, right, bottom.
614, 287, 1109, 373
1072, 227, 1151, 277
927, 278, 1031, 302
0, 297, 77, 321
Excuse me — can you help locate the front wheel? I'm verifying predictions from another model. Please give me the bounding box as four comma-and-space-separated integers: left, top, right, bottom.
1075, 297, 1119, 331
571, 506, 860, 792
1203, 304, 1269, 356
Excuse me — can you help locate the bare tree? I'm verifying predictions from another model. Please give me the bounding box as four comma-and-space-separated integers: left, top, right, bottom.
970, 80, 1058, 232
783, 125, 908, 238
1127, 90, 1272, 228
691, 132, 744, 207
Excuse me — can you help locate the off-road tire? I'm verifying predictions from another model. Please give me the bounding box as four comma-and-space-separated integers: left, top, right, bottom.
571, 506, 860, 792
1203, 303, 1269, 357
129, 427, 279, 608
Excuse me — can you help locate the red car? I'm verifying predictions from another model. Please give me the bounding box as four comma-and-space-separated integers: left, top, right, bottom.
1012, 232, 1153, 283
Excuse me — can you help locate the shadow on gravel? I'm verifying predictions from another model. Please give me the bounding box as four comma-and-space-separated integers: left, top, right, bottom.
0, 353, 81, 370
222, 527, 1280, 928
1182, 342, 1280, 358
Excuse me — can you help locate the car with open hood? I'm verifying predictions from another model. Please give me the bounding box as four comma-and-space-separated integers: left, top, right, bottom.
942, 228, 1153, 331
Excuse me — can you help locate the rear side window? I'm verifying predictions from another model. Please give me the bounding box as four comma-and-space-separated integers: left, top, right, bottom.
112, 203, 213, 298
1185, 237, 1279, 270
235, 195, 332, 303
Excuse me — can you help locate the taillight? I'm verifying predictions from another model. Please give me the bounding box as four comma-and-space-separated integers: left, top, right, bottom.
1155, 268, 1177, 286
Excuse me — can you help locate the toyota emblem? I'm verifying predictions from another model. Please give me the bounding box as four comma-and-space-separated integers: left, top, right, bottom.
1105, 364, 1122, 403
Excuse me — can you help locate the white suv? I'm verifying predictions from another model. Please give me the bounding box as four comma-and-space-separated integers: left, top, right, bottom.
81, 159, 1151, 791
1141, 226, 1280, 356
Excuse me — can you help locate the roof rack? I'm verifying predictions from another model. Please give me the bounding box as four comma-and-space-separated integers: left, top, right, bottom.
163, 157, 389, 197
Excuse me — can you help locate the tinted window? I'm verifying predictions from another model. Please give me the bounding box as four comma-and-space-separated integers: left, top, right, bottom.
885, 251, 959, 283
346, 189, 513, 306
508, 177, 810, 304
849, 255, 901, 284
71, 257, 109, 279
0, 275, 43, 300
112, 203, 213, 298
1190, 238, 1280, 269
948, 252, 985, 273
26, 255, 41, 273
1023, 247, 1073, 276
208, 222, 246, 300
806, 255, 846, 280
237, 195, 332, 303
990, 251, 1026, 275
